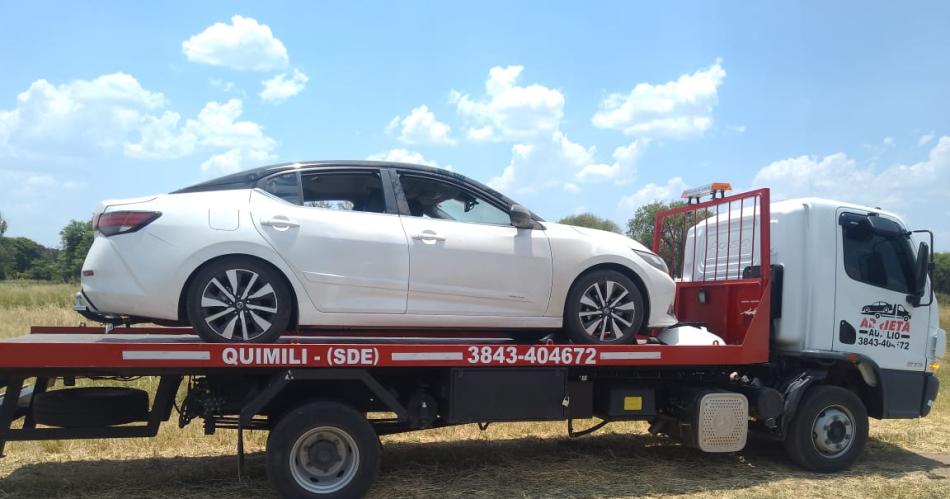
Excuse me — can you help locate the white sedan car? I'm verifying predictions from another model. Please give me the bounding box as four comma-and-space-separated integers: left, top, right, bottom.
77, 161, 677, 344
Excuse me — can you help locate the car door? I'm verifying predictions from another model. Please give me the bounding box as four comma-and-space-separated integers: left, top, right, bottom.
395, 172, 553, 316
833, 210, 929, 371
251, 169, 410, 314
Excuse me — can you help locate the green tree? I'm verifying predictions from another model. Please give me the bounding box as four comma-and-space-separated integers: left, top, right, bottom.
55, 220, 94, 281
0, 210, 7, 236
0, 236, 53, 279
625, 201, 687, 248
934, 252, 950, 295
557, 213, 621, 233
625, 200, 704, 276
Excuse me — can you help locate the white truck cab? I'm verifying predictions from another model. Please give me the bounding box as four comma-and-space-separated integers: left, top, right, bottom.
770, 198, 944, 418
684, 196, 944, 420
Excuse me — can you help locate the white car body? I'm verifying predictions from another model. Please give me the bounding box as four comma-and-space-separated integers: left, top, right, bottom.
80, 162, 677, 333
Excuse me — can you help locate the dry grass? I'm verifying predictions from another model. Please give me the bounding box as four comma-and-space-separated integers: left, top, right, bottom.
0, 283, 947, 498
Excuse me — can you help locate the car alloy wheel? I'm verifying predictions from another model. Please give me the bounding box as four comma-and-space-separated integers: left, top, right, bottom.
577, 280, 637, 342
199, 268, 279, 341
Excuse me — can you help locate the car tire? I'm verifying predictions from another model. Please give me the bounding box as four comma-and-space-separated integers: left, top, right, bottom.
564, 269, 644, 344
784, 385, 868, 472
266, 401, 379, 499
187, 257, 292, 343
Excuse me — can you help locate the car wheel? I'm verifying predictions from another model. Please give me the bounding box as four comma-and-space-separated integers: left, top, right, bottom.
874, 313, 880, 319
187, 257, 292, 343
564, 269, 644, 344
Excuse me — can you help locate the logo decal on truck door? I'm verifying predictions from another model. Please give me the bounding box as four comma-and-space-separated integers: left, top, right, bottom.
860, 301, 911, 321
856, 301, 912, 350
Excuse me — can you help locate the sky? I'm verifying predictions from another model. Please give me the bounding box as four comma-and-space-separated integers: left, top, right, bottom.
1, 1, 949, 248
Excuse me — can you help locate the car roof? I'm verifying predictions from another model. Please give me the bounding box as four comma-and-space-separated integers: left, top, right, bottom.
170, 160, 524, 213
172, 160, 494, 194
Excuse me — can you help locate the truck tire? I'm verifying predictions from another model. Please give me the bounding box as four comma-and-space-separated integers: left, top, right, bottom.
784, 385, 868, 472
32, 387, 148, 428
266, 401, 379, 499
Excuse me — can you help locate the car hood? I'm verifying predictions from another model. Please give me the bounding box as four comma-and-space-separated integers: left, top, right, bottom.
541, 222, 652, 252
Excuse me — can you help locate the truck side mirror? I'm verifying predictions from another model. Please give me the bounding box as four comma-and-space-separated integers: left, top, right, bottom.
909, 241, 931, 307
509, 204, 535, 229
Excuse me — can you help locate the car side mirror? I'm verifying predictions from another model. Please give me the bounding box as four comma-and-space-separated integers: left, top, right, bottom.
509, 204, 535, 229
909, 241, 931, 307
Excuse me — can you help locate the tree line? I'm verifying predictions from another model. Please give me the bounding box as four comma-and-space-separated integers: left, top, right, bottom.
0, 211, 93, 281
0, 206, 948, 294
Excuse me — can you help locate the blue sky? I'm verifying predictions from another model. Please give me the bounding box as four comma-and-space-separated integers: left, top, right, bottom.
1, 1, 949, 247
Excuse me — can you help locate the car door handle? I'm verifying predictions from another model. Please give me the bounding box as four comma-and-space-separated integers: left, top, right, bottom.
411, 231, 446, 242
260, 217, 300, 229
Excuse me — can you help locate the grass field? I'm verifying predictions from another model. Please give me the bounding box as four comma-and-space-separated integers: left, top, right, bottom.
0, 281, 947, 498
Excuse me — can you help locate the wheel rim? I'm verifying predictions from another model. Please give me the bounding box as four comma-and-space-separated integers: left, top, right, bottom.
289, 426, 360, 494
199, 268, 278, 341
577, 280, 636, 342
811, 404, 855, 458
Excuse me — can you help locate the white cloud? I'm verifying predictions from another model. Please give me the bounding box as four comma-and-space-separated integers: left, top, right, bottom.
576, 138, 649, 184
387, 105, 455, 145
467, 126, 494, 141
618, 177, 689, 212
366, 148, 451, 170
592, 60, 726, 138
751, 137, 950, 243
919, 132, 935, 147
488, 130, 594, 192
751, 153, 872, 198
127, 98, 278, 174
0, 73, 277, 174
260, 68, 309, 103
0, 73, 167, 159
182, 15, 289, 71
451, 65, 564, 141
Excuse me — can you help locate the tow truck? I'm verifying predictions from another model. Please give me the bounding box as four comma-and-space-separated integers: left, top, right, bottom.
0, 186, 943, 499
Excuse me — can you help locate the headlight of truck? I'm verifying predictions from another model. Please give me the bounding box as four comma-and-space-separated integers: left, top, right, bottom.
634, 249, 669, 274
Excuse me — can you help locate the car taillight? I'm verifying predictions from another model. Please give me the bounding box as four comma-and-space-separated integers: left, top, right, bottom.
95, 211, 161, 236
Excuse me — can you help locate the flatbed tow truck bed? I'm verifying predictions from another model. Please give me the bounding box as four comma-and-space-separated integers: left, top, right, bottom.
8, 187, 901, 498
0, 323, 775, 498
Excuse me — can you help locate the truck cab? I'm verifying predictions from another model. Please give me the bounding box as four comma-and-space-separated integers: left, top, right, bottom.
770, 198, 944, 418
677, 196, 945, 419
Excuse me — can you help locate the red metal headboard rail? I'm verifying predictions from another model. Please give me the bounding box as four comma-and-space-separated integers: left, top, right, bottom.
652, 188, 771, 356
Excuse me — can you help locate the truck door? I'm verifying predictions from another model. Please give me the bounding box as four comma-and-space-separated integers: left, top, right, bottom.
833, 210, 929, 371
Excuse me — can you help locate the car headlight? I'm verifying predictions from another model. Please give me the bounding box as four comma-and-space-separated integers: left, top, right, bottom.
634, 249, 669, 274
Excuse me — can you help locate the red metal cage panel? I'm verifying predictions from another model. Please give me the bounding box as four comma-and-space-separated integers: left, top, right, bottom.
653, 188, 771, 360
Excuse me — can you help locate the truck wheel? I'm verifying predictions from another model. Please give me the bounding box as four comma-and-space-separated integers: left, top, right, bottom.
186, 257, 291, 343
564, 270, 644, 344
266, 401, 379, 499
784, 385, 868, 472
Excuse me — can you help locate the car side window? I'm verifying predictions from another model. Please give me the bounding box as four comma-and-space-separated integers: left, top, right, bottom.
842, 220, 915, 293
399, 175, 511, 226
300, 171, 387, 214
259, 172, 302, 205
